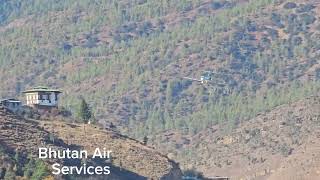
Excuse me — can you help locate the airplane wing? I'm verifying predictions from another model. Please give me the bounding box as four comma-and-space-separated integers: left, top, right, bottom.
182, 77, 202, 82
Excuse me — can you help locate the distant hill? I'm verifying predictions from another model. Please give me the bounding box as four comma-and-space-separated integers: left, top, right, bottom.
0, 107, 182, 179
1, 0, 320, 138
153, 95, 320, 179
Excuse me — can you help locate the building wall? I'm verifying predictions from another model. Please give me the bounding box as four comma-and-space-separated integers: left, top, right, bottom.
1, 101, 21, 112
25, 92, 59, 106
26, 92, 39, 105
7, 103, 21, 112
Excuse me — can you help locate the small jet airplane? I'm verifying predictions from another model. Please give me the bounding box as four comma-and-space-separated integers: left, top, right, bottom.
182, 71, 213, 84
182, 71, 229, 85
182, 70, 231, 95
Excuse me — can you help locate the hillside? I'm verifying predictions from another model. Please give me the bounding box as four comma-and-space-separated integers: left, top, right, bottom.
152, 95, 320, 179
0, 0, 320, 138
1, 0, 320, 179
0, 107, 182, 179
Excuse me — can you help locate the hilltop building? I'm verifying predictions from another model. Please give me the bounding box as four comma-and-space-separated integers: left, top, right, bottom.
22, 87, 62, 108
0, 99, 22, 112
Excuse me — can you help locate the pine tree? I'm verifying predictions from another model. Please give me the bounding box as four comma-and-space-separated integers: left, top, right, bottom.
24, 158, 36, 178
77, 98, 92, 124
31, 160, 49, 180
143, 136, 148, 145
4, 167, 15, 180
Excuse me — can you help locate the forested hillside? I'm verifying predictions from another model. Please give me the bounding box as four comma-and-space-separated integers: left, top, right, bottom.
154, 96, 320, 179
1, 0, 320, 140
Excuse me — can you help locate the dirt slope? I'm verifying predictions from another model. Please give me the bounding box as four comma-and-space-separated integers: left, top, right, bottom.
0, 107, 52, 153
39, 121, 182, 180
0, 107, 182, 179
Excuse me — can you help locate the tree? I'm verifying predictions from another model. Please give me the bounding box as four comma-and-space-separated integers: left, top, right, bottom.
4, 167, 15, 180
77, 98, 92, 124
30, 160, 49, 180
14, 150, 24, 176
24, 159, 36, 178
183, 169, 205, 179
109, 122, 116, 129
143, 136, 148, 145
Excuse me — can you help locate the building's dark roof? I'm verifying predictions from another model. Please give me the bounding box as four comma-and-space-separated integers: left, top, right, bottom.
22, 86, 62, 94
0, 98, 21, 103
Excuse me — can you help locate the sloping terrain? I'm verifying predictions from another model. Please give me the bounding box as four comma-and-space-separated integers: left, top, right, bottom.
0, 107, 182, 179
1, 0, 320, 139
153, 96, 320, 179
2, 0, 320, 178
0, 107, 52, 153
39, 121, 182, 180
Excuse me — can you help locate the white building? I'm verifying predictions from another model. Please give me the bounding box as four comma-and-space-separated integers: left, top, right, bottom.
0, 98, 22, 112
22, 87, 62, 108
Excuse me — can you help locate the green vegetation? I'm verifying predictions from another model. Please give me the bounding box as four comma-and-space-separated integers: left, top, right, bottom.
77, 97, 92, 123
29, 160, 50, 180
0, 148, 50, 180
183, 169, 205, 180
1, 0, 320, 140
